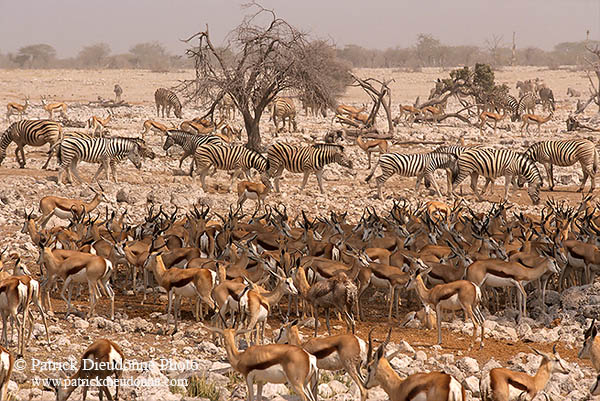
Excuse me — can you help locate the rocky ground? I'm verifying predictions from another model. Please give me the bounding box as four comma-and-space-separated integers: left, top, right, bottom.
0, 66, 598, 400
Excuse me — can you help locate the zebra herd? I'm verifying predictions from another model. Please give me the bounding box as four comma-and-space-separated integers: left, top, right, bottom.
0, 116, 597, 205
0, 79, 595, 205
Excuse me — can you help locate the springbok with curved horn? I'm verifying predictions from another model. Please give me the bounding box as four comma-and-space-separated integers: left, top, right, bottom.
275, 319, 368, 401
364, 328, 465, 400
204, 325, 318, 401
36, 187, 105, 228
406, 258, 485, 349
46, 338, 124, 401
480, 345, 568, 401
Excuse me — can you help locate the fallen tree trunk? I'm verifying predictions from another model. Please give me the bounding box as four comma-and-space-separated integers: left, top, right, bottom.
392, 140, 445, 145
87, 99, 132, 108
567, 115, 600, 131
57, 118, 86, 128
340, 128, 383, 138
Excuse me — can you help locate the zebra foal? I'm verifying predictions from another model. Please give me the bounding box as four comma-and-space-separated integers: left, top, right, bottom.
365, 151, 457, 199
162, 130, 223, 174
57, 136, 154, 184
266, 143, 353, 194
154, 88, 182, 118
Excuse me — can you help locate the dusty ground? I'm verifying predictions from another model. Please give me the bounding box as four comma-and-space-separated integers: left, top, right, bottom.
0, 66, 597, 399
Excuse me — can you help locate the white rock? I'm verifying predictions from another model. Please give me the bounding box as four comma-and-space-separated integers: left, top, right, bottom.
415, 350, 427, 361
457, 357, 479, 375
73, 318, 90, 330
319, 383, 334, 398
329, 379, 348, 394
262, 383, 288, 398
464, 376, 480, 396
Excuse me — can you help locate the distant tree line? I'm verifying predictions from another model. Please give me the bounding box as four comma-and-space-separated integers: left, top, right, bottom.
0, 42, 192, 70
335, 34, 599, 69
0, 34, 596, 70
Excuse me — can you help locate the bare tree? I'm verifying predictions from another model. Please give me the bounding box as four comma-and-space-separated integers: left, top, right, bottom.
178, 3, 350, 150
337, 73, 394, 136
576, 43, 600, 114
485, 34, 503, 66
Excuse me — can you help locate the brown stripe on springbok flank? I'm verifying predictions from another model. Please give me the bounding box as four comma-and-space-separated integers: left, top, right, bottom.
310, 344, 338, 360
244, 357, 283, 374
427, 271, 446, 281
568, 249, 586, 260
486, 268, 518, 279
227, 287, 243, 302
507, 378, 529, 392
65, 264, 87, 277
406, 382, 431, 400
437, 290, 458, 301
371, 269, 392, 281
0, 279, 18, 295
171, 275, 194, 288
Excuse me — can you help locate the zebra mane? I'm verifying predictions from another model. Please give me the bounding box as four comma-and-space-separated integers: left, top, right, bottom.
312, 143, 344, 151
111, 136, 145, 143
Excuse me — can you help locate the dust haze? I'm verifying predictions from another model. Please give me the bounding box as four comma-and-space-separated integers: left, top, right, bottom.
0, 0, 597, 57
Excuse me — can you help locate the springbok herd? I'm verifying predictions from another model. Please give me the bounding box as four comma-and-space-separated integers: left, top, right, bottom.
0, 69, 597, 400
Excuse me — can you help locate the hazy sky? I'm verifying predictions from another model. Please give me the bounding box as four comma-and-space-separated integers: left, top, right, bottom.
0, 0, 598, 57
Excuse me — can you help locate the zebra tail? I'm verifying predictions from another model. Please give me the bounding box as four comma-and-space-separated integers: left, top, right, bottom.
364, 157, 380, 182
594, 148, 599, 175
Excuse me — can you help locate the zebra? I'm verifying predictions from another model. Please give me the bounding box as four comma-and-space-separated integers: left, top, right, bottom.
57, 136, 155, 184
0, 119, 62, 169
365, 152, 458, 199
433, 144, 504, 193
154, 88, 182, 118
162, 130, 223, 174
516, 80, 534, 98
523, 139, 598, 192
452, 148, 542, 205
491, 93, 521, 121
271, 98, 297, 135
114, 84, 123, 102
192, 144, 269, 192
266, 142, 353, 194
567, 87, 581, 98
538, 87, 555, 112
517, 92, 538, 116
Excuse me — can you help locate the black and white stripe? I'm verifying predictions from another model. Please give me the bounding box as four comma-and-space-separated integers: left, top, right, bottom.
271, 98, 297, 134
492, 94, 520, 121
517, 92, 538, 116
57, 136, 153, 184
162, 130, 223, 173
365, 151, 457, 198
0, 120, 62, 169
524, 139, 598, 192
193, 144, 268, 192
154, 88, 182, 118
452, 148, 542, 204
266, 142, 352, 194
